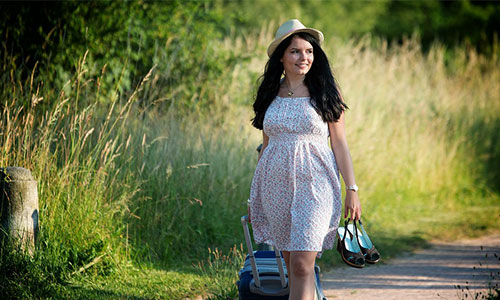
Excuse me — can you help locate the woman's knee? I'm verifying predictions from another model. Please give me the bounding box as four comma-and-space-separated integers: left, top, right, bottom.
290, 253, 315, 278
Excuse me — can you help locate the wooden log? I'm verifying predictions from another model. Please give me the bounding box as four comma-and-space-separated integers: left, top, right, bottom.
0, 167, 39, 255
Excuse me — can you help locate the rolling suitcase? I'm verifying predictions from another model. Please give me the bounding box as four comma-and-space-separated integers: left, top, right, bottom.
237, 216, 328, 300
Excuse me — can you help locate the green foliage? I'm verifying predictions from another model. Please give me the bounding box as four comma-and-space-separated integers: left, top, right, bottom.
2, 0, 499, 112
373, 0, 500, 53
123, 105, 257, 264
0, 43, 143, 297
209, 0, 388, 40
0, 241, 67, 299
212, 0, 499, 53
0, 1, 239, 111
195, 246, 244, 299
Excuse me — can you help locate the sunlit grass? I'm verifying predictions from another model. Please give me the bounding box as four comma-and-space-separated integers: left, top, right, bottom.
67, 265, 210, 300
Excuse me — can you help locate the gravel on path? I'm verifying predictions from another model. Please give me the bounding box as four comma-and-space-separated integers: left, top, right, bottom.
321, 234, 500, 300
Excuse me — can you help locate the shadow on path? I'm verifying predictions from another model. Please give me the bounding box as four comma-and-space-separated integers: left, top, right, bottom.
322, 235, 500, 300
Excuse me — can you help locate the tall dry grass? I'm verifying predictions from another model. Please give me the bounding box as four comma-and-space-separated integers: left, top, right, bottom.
331, 36, 500, 239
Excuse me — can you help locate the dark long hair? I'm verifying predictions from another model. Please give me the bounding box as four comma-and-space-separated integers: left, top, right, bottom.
251, 32, 348, 130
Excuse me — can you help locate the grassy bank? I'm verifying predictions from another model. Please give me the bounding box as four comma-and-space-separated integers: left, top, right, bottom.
1, 28, 499, 299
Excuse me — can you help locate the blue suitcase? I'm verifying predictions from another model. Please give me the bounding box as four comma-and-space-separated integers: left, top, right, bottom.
237, 216, 328, 300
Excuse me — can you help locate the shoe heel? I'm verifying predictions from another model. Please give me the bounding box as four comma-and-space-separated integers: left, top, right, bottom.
356, 220, 381, 264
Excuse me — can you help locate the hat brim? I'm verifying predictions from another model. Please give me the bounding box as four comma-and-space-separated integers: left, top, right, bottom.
267, 28, 324, 57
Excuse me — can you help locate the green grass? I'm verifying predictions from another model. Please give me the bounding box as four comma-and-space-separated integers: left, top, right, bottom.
66, 245, 245, 300
67, 266, 211, 300
1, 27, 499, 299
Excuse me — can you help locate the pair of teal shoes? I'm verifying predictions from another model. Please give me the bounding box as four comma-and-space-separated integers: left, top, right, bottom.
336, 218, 380, 268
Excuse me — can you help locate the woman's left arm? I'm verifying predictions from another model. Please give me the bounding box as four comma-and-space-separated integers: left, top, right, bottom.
328, 112, 362, 220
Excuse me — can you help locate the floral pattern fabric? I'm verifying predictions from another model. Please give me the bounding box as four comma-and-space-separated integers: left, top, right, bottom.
249, 96, 342, 255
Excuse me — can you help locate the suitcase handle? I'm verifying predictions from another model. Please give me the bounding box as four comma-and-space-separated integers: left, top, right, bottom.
241, 216, 287, 289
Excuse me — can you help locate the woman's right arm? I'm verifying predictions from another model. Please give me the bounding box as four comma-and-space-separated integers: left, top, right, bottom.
249, 130, 269, 222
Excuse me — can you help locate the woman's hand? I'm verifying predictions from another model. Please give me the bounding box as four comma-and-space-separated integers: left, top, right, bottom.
247, 204, 252, 223
344, 191, 361, 220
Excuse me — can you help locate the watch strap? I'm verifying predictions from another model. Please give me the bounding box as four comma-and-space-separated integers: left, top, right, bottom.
347, 184, 359, 192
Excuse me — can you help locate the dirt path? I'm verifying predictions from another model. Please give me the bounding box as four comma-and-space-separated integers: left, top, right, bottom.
321, 234, 500, 300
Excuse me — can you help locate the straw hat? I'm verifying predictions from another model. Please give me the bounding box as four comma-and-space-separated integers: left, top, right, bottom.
267, 19, 324, 57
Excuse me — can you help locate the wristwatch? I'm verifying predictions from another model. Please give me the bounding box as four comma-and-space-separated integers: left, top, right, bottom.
346, 184, 359, 192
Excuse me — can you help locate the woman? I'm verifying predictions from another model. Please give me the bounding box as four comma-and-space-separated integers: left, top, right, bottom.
248, 19, 361, 299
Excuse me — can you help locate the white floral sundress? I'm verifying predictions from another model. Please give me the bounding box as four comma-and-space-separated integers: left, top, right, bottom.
249, 96, 342, 256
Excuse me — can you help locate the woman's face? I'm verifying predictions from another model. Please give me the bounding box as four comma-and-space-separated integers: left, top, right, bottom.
280, 35, 314, 77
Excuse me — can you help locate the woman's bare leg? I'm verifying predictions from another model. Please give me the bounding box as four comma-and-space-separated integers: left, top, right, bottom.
282, 250, 291, 277
288, 251, 317, 300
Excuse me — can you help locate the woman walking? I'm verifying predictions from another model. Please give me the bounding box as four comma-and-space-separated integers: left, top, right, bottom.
248, 19, 361, 300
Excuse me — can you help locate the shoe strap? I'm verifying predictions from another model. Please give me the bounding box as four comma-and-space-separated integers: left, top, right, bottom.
343, 218, 354, 241
353, 219, 363, 246
357, 218, 373, 247
359, 219, 368, 235
356, 219, 366, 237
